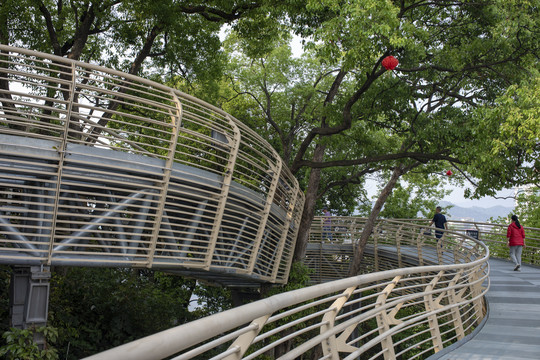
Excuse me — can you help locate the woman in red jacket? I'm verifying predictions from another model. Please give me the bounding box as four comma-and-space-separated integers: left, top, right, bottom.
507, 215, 526, 271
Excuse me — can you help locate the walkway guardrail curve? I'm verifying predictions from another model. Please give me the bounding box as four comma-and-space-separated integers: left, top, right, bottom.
86, 219, 489, 360
0, 45, 304, 285
435, 219, 539, 265
307, 217, 539, 283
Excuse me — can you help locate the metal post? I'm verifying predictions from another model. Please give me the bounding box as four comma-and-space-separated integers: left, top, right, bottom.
321, 286, 357, 359
9, 266, 51, 347
271, 177, 300, 282
375, 276, 401, 360
424, 271, 444, 353
448, 270, 466, 340
47, 63, 76, 264
247, 158, 282, 274
223, 315, 270, 360
204, 115, 240, 270
146, 92, 183, 267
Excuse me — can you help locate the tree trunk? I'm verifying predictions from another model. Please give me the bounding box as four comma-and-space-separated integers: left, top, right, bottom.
347, 166, 403, 276
292, 143, 326, 262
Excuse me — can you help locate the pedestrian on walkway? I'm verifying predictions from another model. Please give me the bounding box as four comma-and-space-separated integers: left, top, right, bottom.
507, 215, 526, 271
429, 206, 447, 240
322, 206, 333, 242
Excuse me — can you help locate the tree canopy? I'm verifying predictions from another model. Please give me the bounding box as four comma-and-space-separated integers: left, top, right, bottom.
1, 0, 539, 355
220, 0, 539, 261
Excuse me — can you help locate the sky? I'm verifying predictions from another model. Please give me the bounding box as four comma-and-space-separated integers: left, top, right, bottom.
363, 178, 516, 209
441, 186, 515, 208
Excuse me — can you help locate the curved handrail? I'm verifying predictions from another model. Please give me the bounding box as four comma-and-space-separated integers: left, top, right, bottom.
0, 45, 304, 284
435, 219, 539, 264
307, 217, 539, 283
395, 219, 539, 264
86, 219, 489, 360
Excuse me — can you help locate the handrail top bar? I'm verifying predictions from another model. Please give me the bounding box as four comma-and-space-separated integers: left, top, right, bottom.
313, 216, 540, 233
85, 221, 489, 359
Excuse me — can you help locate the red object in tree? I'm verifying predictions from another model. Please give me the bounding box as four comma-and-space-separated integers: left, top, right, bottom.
382, 55, 399, 70
446, 170, 453, 176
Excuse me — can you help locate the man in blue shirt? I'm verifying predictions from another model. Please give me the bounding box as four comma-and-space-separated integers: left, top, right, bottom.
430, 206, 447, 239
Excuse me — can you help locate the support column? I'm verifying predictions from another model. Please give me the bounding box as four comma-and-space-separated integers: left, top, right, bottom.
9, 266, 51, 347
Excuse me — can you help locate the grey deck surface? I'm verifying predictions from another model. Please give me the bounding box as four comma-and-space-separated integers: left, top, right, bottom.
437, 258, 540, 360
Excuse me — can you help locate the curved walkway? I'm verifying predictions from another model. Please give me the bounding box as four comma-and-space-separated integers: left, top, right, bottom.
0, 45, 305, 286
435, 258, 540, 360
2, 45, 539, 359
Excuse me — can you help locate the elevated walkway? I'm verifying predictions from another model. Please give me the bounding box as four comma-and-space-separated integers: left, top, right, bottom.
87, 219, 492, 360
434, 258, 540, 360
2, 45, 540, 359
0, 45, 304, 287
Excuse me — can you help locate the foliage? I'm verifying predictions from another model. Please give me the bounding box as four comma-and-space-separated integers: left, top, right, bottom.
468, 75, 540, 198
0, 266, 10, 337
267, 261, 313, 296
513, 186, 540, 229
220, 0, 539, 262
190, 282, 232, 318
0, 326, 58, 360
378, 171, 453, 219
47, 267, 227, 359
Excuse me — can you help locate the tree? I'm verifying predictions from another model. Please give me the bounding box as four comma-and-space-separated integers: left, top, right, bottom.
2, 0, 538, 282
513, 186, 540, 229
464, 74, 540, 199
0, 0, 280, 141
221, 0, 538, 270
47, 267, 231, 359
377, 171, 452, 220
0, 326, 58, 360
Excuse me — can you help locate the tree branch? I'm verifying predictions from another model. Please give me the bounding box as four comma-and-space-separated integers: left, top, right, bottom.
179, 3, 262, 22
298, 152, 461, 169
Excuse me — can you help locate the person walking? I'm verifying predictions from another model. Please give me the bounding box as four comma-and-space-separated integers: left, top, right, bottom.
429, 206, 448, 240
507, 215, 526, 271
322, 206, 333, 242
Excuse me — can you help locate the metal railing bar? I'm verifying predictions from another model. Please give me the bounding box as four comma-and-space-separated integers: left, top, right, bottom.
52, 191, 153, 251
340, 289, 488, 360
247, 321, 328, 360
170, 325, 259, 360
73, 86, 177, 114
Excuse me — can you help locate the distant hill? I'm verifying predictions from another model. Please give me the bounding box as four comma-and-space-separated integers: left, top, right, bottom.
440, 201, 514, 222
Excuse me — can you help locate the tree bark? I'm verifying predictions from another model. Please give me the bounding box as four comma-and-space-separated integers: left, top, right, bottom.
293, 142, 326, 262
347, 166, 403, 276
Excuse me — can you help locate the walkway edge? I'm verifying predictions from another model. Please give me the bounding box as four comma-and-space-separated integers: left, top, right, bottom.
426, 296, 490, 360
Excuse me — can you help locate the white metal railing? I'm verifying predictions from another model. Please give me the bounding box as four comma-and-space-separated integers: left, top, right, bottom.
444, 220, 539, 264
0, 45, 304, 285
307, 217, 539, 283
402, 219, 540, 265
85, 219, 489, 360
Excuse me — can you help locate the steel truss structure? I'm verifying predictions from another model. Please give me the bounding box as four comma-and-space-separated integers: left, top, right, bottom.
0, 45, 304, 286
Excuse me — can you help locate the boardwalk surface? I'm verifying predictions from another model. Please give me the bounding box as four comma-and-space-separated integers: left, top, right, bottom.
436, 258, 540, 360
